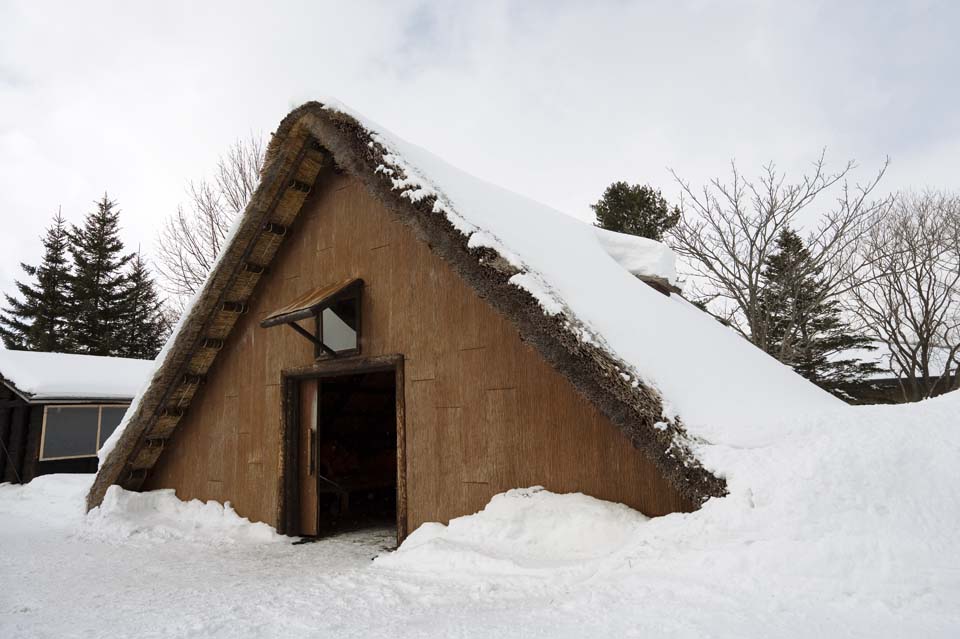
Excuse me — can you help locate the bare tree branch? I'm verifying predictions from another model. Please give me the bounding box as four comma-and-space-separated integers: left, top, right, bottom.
668, 153, 890, 357
154, 135, 265, 312
845, 191, 960, 401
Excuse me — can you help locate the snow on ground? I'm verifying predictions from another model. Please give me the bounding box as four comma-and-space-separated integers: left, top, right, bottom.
3, 395, 960, 638
83, 486, 285, 545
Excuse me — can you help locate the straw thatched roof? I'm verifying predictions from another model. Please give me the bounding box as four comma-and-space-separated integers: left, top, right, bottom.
87, 102, 727, 512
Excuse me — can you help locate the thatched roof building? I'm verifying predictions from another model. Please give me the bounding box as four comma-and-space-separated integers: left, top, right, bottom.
87, 101, 837, 539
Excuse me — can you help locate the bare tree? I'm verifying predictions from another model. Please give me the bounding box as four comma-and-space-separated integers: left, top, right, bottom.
668, 151, 889, 358
155, 135, 265, 310
846, 191, 960, 401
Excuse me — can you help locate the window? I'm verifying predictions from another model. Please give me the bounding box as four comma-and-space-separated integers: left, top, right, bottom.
318, 295, 359, 355
261, 278, 363, 359
40, 404, 130, 461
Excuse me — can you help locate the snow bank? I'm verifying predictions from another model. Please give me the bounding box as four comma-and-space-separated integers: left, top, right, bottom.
377, 487, 649, 574
593, 227, 678, 286
0, 473, 92, 521
0, 348, 153, 400
83, 485, 286, 544
375, 394, 960, 628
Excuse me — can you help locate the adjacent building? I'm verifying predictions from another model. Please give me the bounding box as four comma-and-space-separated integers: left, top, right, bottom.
0, 349, 153, 483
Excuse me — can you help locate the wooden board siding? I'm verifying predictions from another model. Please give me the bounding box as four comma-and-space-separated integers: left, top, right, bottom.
0, 400, 29, 484
145, 173, 693, 529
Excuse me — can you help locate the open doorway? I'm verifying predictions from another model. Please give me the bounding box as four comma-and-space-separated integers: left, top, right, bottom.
285, 357, 405, 544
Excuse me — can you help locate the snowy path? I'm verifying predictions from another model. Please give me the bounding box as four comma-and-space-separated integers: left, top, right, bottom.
4, 395, 960, 639
0, 477, 726, 639
0, 477, 840, 639
0, 487, 808, 639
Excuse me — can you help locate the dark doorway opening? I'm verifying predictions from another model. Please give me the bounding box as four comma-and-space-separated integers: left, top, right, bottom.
315, 370, 397, 536
285, 357, 405, 544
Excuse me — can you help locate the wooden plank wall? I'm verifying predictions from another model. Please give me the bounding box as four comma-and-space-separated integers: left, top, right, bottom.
0, 390, 30, 484
145, 173, 693, 529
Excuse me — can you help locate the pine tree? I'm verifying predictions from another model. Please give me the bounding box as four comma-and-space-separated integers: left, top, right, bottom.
592, 182, 681, 241
117, 252, 167, 359
67, 194, 133, 356
0, 212, 73, 352
758, 229, 879, 395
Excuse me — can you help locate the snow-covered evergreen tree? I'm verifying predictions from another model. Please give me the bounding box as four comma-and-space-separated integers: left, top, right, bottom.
67, 195, 133, 356
758, 228, 879, 394
0, 212, 73, 352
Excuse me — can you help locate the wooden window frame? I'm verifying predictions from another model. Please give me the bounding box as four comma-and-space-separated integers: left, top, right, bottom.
261, 279, 363, 360
277, 354, 406, 544
38, 403, 129, 462
313, 288, 362, 360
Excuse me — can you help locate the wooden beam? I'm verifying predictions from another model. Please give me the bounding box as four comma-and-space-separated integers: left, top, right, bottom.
243, 262, 267, 274
221, 301, 248, 313
395, 357, 407, 543
287, 323, 337, 358
182, 374, 204, 386
201, 338, 225, 350
262, 222, 288, 236
288, 179, 312, 193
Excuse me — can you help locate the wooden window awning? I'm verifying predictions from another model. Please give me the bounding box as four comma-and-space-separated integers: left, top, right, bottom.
261, 278, 363, 358
261, 278, 362, 328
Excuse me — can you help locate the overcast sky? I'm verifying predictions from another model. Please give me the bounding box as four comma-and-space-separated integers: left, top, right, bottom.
1, 0, 958, 299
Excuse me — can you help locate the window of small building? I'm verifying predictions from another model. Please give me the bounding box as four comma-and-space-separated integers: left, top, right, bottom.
40, 404, 129, 461
99, 406, 128, 445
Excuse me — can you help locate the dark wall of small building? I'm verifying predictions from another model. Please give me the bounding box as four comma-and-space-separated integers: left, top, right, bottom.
1, 385, 31, 483
838, 377, 956, 405
1, 387, 100, 483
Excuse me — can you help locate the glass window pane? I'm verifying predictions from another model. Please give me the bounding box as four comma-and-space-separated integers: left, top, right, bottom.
98, 406, 128, 448
42, 406, 99, 459
322, 298, 357, 352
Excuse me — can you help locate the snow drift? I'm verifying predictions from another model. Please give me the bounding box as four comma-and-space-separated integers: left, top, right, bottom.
83, 485, 285, 544
377, 487, 649, 574
376, 392, 960, 633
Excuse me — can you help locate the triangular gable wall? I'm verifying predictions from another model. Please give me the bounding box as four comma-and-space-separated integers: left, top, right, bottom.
142, 172, 695, 528
88, 104, 725, 513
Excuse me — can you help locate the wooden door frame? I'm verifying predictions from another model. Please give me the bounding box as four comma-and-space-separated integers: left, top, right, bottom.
277, 354, 407, 543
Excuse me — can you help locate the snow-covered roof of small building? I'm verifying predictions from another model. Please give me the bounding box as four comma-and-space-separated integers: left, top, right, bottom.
592, 227, 678, 288
0, 349, 153, 402
89, 100, 842, 511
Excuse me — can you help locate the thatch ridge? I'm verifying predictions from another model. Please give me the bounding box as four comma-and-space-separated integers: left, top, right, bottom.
87, 102, 726, 512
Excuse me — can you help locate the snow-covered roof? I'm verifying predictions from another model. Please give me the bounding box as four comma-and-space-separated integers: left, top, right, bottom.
90, 101, 842, 510
0, 348, 153, 402
592, 227, 678, 287
319, 99, 838, 441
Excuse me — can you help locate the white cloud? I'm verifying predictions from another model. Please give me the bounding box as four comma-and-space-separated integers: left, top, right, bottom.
1, 0, 957, 300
